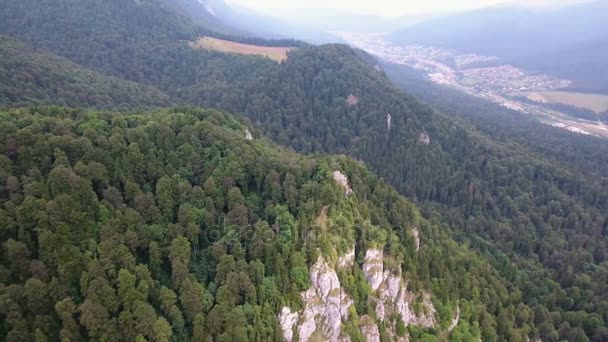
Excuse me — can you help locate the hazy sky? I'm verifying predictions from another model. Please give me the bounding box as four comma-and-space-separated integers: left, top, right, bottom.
225, 0, 593, 17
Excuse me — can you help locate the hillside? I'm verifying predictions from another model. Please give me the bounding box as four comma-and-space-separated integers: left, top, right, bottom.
0, 1, 607, 340
0, 0, 211, 81
0, 35, 168, 109
381, 61, 608, 180
0, 107, 534, 341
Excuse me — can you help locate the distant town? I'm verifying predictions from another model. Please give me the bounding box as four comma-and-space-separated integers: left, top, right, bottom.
338, 32, 608, 138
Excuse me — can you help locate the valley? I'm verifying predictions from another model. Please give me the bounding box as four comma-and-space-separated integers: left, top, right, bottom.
339, 32, 608, 138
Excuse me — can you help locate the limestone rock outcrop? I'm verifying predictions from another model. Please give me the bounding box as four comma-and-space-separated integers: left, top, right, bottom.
412, 227, 420, 252
419, 133, 431, 145
279, 256, 353, 342
346, 94, 359, 106
279, 249, 438, 342
360, 315, 380, 342
363, 249, 436, 329
245, 128, 253, 140
333, 170, 353, 196
338, 247, 355, 269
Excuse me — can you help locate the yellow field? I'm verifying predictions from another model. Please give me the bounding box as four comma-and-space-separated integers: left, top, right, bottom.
525, 91, 608, 113
190, 37, 293, 62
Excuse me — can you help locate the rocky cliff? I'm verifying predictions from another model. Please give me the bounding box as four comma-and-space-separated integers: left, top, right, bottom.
279, 256, 353, 341
279, 246, 439, 342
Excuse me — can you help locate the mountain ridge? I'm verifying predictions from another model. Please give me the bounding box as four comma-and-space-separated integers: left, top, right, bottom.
0, 106, 534, 341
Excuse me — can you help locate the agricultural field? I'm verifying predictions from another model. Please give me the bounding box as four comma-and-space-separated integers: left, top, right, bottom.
525, 91, 608, 113
190, 36, 293, 62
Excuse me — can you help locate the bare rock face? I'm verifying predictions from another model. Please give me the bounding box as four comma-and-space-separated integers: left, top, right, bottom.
333, 170, 353, 197
279, 307, 299, 342
419, 133, 431, 145
401, 292, 434, 327
412, 227, 420, 252
362, 249, 384, 291
338, 247, 355, 269
278, 256, 353, 342
363, 249, 437, 333
245, 128, 253, 140
387, 114, 392, 131
346, 94, 359, 107
280, 249, 439, 342
360, 315, 380, 342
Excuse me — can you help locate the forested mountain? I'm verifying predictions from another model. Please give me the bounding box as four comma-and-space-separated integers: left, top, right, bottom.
0, 0, 304, 84
381, 61, 608, 181
0, 107, 536, 341
0, 0, 200, 80
0, 35, 169, 109
388, 0, 608, 93
0, 0, 607, 341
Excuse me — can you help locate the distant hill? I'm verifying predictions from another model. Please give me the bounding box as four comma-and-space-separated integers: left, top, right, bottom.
159, 0, 244, 36
388, 1, 608, 93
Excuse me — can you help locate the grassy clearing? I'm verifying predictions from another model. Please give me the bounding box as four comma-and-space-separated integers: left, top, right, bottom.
190, 36, 293, 62
525, 91, 608, 113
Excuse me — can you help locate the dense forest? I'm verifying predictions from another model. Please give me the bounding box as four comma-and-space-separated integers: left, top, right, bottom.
0, 0, 607, 340
0, 107, 536, 341
0, 35, 169, 109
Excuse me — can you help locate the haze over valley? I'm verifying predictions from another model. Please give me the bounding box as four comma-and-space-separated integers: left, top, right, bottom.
339, 32, 608, 138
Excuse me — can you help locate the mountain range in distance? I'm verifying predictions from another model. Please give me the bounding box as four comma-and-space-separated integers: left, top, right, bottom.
388, 0, 608, 94
209, 0, 608, 133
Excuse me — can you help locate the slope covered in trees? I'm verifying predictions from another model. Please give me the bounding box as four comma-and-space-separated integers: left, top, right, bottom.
0, 107, 536, 341
381, 61, 608, 181
0, 0, 304, 84
0, 1, 607, 340
0, 35, 168, 109
0, 0, 204, 79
